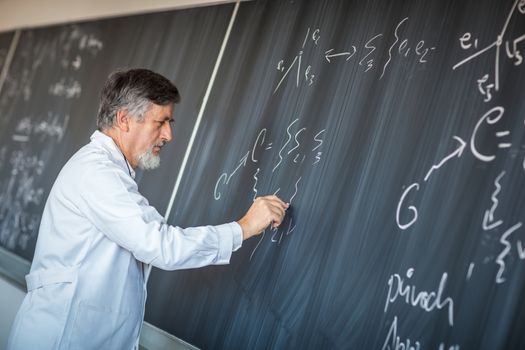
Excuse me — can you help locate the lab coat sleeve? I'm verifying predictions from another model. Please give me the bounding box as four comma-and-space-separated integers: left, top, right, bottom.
77, 165, 243, 270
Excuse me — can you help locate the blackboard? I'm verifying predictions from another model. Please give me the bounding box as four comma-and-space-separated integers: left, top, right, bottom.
0, 32, 13, 70
145, 0, 525, 349
0, 5, 234, 261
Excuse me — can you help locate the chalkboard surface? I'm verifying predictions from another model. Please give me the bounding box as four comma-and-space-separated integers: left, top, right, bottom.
145, 0, 525, 349
0, 32, 13, 70
0, 5, 234, 260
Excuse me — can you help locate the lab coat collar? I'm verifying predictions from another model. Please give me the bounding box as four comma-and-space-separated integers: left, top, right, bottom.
90, 130, 136, 179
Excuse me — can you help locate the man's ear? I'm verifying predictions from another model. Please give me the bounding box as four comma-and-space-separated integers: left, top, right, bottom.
115, 109, 130, 132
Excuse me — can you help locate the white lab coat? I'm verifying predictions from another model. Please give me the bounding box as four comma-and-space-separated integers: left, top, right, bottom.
7, 130, 242, 350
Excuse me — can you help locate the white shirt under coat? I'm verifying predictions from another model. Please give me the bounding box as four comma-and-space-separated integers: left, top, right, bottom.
7, 130, 242, 350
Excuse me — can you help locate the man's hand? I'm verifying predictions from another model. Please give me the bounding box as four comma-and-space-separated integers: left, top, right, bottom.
237, 196, 289, 240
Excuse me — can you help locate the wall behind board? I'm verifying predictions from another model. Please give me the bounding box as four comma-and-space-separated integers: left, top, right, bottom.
145, 0, 525, 349
0, 4, 234, 261
0, 0, 239, 32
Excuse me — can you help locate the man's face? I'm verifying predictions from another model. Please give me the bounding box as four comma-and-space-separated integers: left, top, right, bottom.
126, 103, 174, 170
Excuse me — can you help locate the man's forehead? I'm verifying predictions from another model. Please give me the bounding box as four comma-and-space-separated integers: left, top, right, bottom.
147, 103, 174, 119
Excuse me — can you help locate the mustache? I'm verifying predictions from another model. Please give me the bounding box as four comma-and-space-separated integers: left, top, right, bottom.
154, 140, 167, 148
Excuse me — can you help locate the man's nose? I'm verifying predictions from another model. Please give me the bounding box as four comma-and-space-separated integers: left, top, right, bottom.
162, 121, 173, 143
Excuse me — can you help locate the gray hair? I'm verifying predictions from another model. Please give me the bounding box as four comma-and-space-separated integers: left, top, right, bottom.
97, 68, 180, 130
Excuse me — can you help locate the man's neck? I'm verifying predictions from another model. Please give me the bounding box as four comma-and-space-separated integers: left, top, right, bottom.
101, 128, 136, 168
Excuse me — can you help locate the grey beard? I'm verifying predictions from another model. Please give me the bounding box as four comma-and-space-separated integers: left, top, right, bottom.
137, 147, 161, 170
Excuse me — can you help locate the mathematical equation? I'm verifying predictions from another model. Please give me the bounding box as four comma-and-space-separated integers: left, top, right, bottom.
389, 3, 525, 346
396, 105, 517, 229
12, 112, 69, 143
48, 26, 103, 99
481, 171, 524, 284
397, 2, 525, 287
0, 112, 70, 252
0, 25, 105, 253
452, 0, 525, 102
48, 78, 82, 99
396, 103, 525, 281
0, 148, 46, 251
213, 119, 327, 259
387, 2, 525, 347
274, 18, 436, 93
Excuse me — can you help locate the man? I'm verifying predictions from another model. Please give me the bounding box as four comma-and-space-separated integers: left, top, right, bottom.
7, 69, 288, 349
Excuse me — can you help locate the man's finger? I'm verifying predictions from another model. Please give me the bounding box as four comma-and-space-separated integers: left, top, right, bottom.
268, 207, 286, 227
265, 195, 288, 208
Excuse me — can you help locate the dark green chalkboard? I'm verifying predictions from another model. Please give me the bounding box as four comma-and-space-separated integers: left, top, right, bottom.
145, 0, 525, 349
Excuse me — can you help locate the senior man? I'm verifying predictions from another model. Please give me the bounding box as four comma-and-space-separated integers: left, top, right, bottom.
7, 69, 288, 349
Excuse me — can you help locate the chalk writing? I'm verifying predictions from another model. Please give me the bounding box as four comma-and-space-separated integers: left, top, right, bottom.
381, 316, 421, 350
380, 17, 436, 79
49, 78, 82, 99
274, 19, 436, 93
424, 137, 466, 182
0, 150, 46, 251
396, 183, 419, 230
381, 316, 459, 350
453, 0, 525, 101
482, 171, 505, 230
214, 119, 327, 260
78, 33, 103, 54
274, 27, 320, 93
518, 240, 525, 259
495, 222, 523, 283
466, 263, 475, 280
1, 25, 106, 252
470, 106, 510, 162
397, 100, 520, 231
0, 110, 70, 252
214, 119, 326, 201
384, 268, 455, 327
396, 136, 466, 230
12, 113, 69, 143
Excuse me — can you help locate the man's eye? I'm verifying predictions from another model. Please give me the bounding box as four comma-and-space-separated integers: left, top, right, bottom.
156, 120, 173, 127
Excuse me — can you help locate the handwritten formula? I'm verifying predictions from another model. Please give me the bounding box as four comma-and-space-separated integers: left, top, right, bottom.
213, 119, 327, 259
274, 18, 436, 93
0, 25, 104, 254
453, 0, 525, 102
390, 1, 525, 348
0, 112, 69, 251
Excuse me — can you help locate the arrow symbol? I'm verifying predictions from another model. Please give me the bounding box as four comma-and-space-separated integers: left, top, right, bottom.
324, 47, 356, 62
424, 136, 466, 182
227, 151, 250, 184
